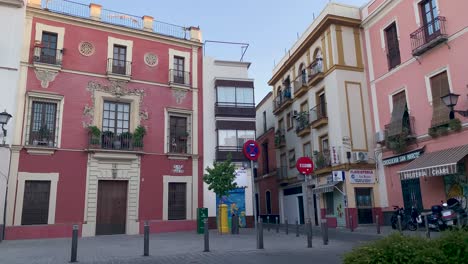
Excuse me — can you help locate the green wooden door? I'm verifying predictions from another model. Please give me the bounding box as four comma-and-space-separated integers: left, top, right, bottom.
401, 179, 423, 212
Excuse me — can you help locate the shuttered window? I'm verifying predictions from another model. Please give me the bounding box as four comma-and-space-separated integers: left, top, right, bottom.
168, 183, 187, 220
21, 181, 51, 225
387, 91, 408, 137
385, 23, 401, 70
430, 71, 451, 127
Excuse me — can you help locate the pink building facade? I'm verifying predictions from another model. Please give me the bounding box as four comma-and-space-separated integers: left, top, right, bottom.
362, 0, 468, 222
4, 0, 203, 239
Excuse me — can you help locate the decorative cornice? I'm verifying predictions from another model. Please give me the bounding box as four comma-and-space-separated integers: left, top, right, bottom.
34, 68, 58, 88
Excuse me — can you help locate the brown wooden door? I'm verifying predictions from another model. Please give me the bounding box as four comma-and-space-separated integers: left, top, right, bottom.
96, 180, 128, 235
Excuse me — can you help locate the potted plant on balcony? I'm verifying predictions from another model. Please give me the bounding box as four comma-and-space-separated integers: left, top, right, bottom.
120, 132, 133, 150
313, 151, 326, 170
88, 125, 101, 148
102, 131, 114, 149
38, 125, 51, 146
133, 125, 146, 149
449, 118, 462, 132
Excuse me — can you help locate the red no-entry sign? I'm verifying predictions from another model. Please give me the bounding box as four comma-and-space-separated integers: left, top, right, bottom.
243, 140, 260, 161
296, 157, 314, 175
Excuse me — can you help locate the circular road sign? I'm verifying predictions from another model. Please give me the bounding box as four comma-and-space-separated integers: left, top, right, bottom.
243, 140, 260, 161
296, 156, 314, 175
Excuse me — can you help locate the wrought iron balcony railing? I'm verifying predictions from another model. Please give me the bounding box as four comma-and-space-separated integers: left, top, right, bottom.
310, 103, 327, 123
169, 69, 191, 86
28, 128, 57, 148
293, 73, 308, 94
107, 58, 132, 76
308, 58, 324, 81
33, 47, 63, 66
88, 131, 143, 151
274, 129, 286, 148
295, 111, 310, 134
273, 87, 292, 112
410, 16, 448, 56
167, 135, 191, 154
313, 150, 331, 170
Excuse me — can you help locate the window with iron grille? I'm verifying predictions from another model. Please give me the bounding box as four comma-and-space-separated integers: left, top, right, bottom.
27, 99, 59, 147
21, 181, 51, 225
265, 191, 272, 215
385, 23, 401, 70
40, 32, 58, 64
102, 101, 130, 135
324, 192, 334, 215
169, 115, 191, 154
168, 182, 187, 220
173, 56, 185, 84
112, 45, 127, 75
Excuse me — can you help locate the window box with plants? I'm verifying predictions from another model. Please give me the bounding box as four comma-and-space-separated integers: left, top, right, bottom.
428, 118, 462, 138
385, 128, 415, 154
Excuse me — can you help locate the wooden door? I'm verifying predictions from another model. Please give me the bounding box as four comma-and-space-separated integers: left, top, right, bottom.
21, 181, 51, 225
96, 180, 128, 235
421, 0, 439, 41
355, 188, 374, 224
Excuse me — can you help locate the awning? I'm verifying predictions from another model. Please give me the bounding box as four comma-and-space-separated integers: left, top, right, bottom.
399, 144, 468, 180
312, 182, 339, 194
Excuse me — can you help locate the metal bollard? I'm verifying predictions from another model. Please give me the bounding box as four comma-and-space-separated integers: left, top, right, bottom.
143, 221, 150, 256
267, 216, 270, 232
397, 215, 402, 234
307, 218, 312, 248
424, 216, 430, 239
285, 218, 289, 235
276, 217, 279, 233
296, 220, 299, 237
257, 219, 264, 249
321, 219, 328, 245
457, 214, 461, 229
350, 215, 354, 232
70, 224, 79, 263
203, 219, 209, 252
376, 215, 381, 234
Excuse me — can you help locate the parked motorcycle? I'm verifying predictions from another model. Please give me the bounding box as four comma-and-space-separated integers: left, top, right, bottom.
407, 206, 423, 231
442, 198, 467, 228
391, 205, 407, 230
427, 204, 447, 231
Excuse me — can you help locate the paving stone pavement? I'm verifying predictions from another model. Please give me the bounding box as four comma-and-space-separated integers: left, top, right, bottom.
0, 226, 440, 264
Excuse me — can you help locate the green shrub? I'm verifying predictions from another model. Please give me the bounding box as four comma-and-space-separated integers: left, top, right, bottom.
449, 118, 462, 132
343, 230, 468, 264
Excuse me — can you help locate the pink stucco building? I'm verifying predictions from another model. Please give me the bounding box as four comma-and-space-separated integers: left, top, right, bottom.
4, 0, 203, 239
361, 0, 468, 222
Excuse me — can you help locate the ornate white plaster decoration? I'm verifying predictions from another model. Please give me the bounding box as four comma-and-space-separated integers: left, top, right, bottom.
78, 41, 95, 57
34, 69, 58, 88
172, 88, 188, 104
144, 53, 158, 67
83, 80, 147, 127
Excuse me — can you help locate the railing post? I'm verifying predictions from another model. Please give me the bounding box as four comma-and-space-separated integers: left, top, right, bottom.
321, 219, 328, 245
203, 219, 209, 252
257, 219, 264, 249
397, 215, 402, 234
276, 217, 279, 233
285, 218, 289, 235
350, 215, 354, 232
142, 16, 154, 32
89, 3, 102, 21
267, 216, 270, 232
424, 216, 430, 239
457, 214, 461, 229
295, 219, 299, 237
70, 224, 79, 263
143, 221, 150, 256
307, 218, 312, 248
376, 215, 381, 235
189, 26, 202, 42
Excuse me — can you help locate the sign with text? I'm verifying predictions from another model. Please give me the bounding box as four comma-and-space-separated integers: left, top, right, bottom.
349, 170, 375, 184
332, 171, 345, 182
296, 157, 314, 175
382, 149, 424, 166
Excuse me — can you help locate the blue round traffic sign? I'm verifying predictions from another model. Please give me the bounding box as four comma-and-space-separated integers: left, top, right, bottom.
243, 140, 260, 161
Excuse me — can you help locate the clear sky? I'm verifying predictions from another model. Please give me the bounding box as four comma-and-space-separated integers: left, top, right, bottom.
76, 0, 369, 103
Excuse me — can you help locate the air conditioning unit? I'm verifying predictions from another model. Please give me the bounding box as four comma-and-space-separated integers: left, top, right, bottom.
353, 151, 369, 163
375, 131, 385, 144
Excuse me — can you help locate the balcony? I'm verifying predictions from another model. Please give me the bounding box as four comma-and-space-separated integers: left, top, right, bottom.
27, 127, 57, 148
295, 111, 311, 137
273, 87, 292, 115
307, 58, 324, 86
277, 166, 288, 180
215, 146, 245, 161
167, 135, 191, 155
313, 150, 331, 171
384, 116, 416, 154
293, 74, 308, 97
107, 58, 132, 79
215, 102, 255, 118
274, 130, 286, 149
33, 47, 63, 67
310, 103, 328, 129
169, 69, 191, 88
410, 16, 448, 56
88, 132, 143, 152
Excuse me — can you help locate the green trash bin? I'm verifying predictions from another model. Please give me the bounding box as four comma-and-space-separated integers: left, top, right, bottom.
197, 208, 208, 234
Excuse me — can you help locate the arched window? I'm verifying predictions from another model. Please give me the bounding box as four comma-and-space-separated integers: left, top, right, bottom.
312, 48, 323, 73
298, 63, 307, 84
266, 190, 272, 215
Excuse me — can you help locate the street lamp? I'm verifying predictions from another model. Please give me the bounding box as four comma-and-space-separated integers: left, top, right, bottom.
0, 110, 12, 145
441, 93, 468, 119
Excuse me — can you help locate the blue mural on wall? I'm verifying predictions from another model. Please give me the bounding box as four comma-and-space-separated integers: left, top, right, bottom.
216, 188, 246, 228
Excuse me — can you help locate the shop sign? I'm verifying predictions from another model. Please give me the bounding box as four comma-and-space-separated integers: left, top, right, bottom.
400, 164, 457, 179
326, 175, 333, 184
331, 146, 340, 164
349, 170, 375, 184
382, 149, 424, 166
235, 169, 248, 187
332, 171, 345, 182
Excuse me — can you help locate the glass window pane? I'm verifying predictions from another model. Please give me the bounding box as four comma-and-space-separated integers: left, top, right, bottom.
236, 88, 254, 105
217, 87, 236, 105
117, 112, 123, 120
118, 104, 124, 112
124, 104, 129, 112
218, 130, 236, 146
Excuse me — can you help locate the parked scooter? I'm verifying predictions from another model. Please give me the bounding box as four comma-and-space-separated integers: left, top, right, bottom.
407, 206, 423, 231
391, 206, 407, 230
442, 198, 467, 228
427, 204, 447, 231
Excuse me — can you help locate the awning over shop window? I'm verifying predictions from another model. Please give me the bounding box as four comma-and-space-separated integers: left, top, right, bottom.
399, 145, 468, 180
312, 182, 339, 194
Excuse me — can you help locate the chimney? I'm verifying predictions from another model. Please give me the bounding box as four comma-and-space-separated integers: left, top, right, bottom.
142, 16, 154, 32
189, 26, 202, 42
28, 0, 41, 8
89, 3, 102, 21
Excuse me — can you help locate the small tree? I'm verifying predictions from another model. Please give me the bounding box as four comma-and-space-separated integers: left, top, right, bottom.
203, 155, 238, 202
